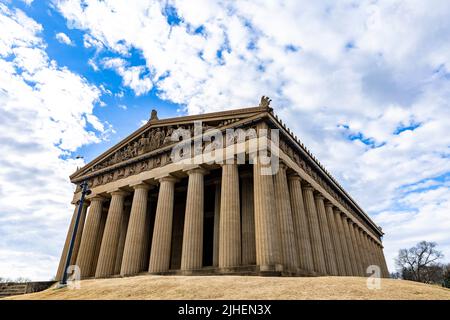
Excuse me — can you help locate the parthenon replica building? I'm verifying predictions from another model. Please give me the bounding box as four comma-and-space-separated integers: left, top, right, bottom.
56, 97, 389, 280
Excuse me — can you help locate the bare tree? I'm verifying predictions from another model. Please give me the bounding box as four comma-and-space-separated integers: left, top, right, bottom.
395, 241, 444, 283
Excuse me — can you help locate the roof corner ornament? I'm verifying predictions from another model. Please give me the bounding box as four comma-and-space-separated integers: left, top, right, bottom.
259, 95, 272, 110
149, 109, 159, 122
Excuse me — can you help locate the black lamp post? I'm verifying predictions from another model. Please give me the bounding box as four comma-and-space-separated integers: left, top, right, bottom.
60, 180, 91, 286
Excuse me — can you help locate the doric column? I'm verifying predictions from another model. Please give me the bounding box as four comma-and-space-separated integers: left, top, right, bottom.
212, 182, 221, 267
95, 190, 127, 278
241, 173, 256, 265
253, 159, 280, 271
181, 168, 207, 270
56, 201, 89, 280
325, 202, 346, 276
90, 208, 107, 275
349, 222, 364, 276
342, 216, 358, 276
369, 238, 384, 276
356, 227, 370, 275
219, 164, 241, 268
120, 183, 151, 276
148, 176, 177, 273
75, 196, 104, 279
302, 184, 327, 274
314, 194, 338, 275
366, 236, 376, 267
378, 245, 390, 278
70, 202, 89, 266
140, 196, 154, 271
334, 208, 353, 276
273, 164, 299, 272
114, 205, 130, 274
287, 175, 314, 273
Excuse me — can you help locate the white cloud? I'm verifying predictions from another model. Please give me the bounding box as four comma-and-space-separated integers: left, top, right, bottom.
55, 32, 73, 46
54, 0, 450, 272
0, 4, 110, 280
102, 57, 152, 95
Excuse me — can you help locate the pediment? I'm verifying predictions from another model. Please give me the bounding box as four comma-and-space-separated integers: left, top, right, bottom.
70, 106, 271, 183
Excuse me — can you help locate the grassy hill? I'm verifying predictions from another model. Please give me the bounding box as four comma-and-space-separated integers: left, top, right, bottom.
3, 275, 450, 300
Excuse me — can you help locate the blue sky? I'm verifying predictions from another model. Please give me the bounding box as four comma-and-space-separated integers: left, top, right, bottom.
0, 0, 449, 280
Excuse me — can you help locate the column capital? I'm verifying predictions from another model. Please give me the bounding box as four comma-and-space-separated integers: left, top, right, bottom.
278, 161, 288, 172
313, 192, 324, 200
86, 195, 106, 202
108, 189, 129, 197
158, 175, 179, 183
129, 182, 152, 190
185, 167, 209, 176
324, 201, 333, 208
287, 174, 302, 182
302, 182, 314, 191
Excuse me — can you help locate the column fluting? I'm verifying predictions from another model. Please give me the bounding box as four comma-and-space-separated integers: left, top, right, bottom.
75, 197, 104, 279
314, 194, 338, 275
349, 222, 364, 276
241, 173, 256, 265
302, 184, 327, 274
287, 175, 314, 273
120, 183, 151, 276
95, 190, 127, 278
212, 182, 221, 267
253, 159, 280, 271
342, 216, 359, 276
273, 164, 299, 272
334, 208, 353, 276
325, 202, 346, 276
148, 176, 177, 273
219, 164, 241, 268
181, 168, 207, 270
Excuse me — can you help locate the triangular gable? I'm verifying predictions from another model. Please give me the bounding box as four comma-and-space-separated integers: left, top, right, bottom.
70, 106, 271, 182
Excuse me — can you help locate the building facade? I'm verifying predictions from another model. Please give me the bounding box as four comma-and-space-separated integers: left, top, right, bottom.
56, 97, 389, 280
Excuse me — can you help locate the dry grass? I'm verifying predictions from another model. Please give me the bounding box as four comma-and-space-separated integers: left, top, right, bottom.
3, 275, 450, 300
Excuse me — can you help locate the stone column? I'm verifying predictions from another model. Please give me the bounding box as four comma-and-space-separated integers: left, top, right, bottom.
253, 159, 280, 272
349, 222, 364, 276
181, 168, 207, 270
334, 208, 353, 276
120, 183, 151, 276
241, 173, 256, 265
114, 205, 130, 274
314, 194, 338, 275
140, 196, 154, 271
148, 176, 177, 273
90, 208, 107, 275
219, 164, 241, 268
212, 182, 221, 267
378, 245, 390, 278
75, 197, 104, 279
356, 228, 370, 275
273, 164, 299, 272
370, 238, 383, 276
325, 202, 346, 276
56, 201, 89, 280
302, 184, 327, 274
366, 236, 375, 267
342, 216, 358, 276
95, 190, 127, 278
287, 175, 314, 273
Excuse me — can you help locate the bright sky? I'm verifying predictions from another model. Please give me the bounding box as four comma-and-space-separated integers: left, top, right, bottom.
0, 0, 449, 280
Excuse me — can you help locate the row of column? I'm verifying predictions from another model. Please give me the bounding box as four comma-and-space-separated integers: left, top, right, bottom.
57, 163, 389, 280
